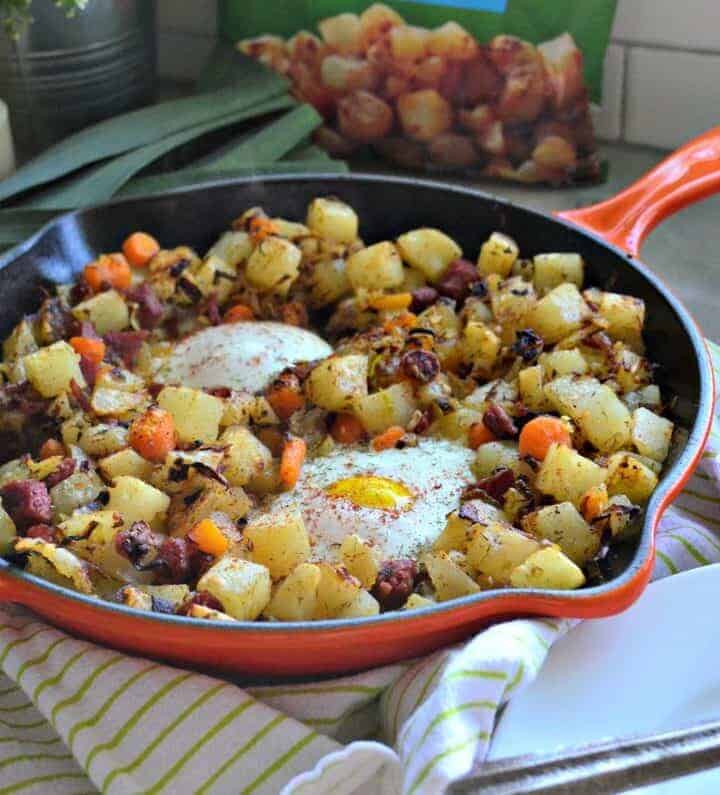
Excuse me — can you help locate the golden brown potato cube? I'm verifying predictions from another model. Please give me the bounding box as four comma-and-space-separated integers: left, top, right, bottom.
306, 197, 359, 244
490, 276, 536, 343
318, 12, 362, 55
535, 443, 607, 508
335, 589, 380, 618
320, 55, 377, 93
313, 563, 363, 619
606, 452, 659, 504
390, 24, 429, 60
597, 291, 645, 351
461, 322, 501, 371
532, 253, 584, 293
397, 89, 453, 142
473, 441, 522, 480
197, 556, 272, 621
71, 290, 129, 334
539, 349, 588, 380
631, 407, 673, 462
359, 3, 404, 47
264, 563, 321, 622
509, 546, 585, 590
524, 283, 590, 344
338, 90, 394, 143
518, 365, 551, 413
157, 386, 224, 444
346, 241, 404, 290
428, 21, 478, 60
424, 551, 481, 601
340, 534, 382, 588
532, 136, 577, 173
106, 476, 170, 530
98, 448, 154, 482
396, 228, 462, 283
245, 236, 302, 296
305, 354, 368, 412
221, 425, 274, 488
23, 342, 85, 398
244, 508, 311, 580
310, 257, 352, 307
354, 381, 418, 435
466, 522, 542, 583
522, 502, 600, 566
429, 407, 484, 445
402, 593, 435, 610
478, 232, 519, 278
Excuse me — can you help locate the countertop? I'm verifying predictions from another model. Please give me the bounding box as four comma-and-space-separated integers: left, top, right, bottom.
477, 142, 720, 342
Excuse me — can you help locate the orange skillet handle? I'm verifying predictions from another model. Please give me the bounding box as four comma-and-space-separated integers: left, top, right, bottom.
0, 567, 21, 604
557, 127, 720, 257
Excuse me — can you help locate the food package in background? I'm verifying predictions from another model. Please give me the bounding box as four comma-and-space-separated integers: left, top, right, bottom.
229, 1, 618, 186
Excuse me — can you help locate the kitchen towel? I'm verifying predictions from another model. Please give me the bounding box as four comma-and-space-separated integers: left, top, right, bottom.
0, 342, 717, 795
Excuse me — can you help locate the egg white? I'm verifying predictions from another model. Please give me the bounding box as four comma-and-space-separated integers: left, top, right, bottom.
266, 438, 476, 561
155, 321, 333, 393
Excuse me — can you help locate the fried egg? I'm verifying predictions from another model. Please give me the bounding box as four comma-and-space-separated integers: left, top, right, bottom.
154, 321, 333, 393
266, 438, 476, 560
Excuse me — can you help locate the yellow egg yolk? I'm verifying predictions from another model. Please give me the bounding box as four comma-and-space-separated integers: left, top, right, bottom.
326, 475, 414, 511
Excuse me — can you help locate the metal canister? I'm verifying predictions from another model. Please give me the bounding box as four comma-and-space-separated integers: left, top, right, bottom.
0, 0, 156, 156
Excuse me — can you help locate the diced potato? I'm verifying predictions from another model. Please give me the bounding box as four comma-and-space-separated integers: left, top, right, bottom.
15, 538, 94, 593
22, 341, 84, 398
597, 291, 645, 351
545, 375, 631, 452
434, 503, 506, 553
532, 253, 584, 293
390, 24, 429, 60
60, 510, 123, 543
106, 476, 170, 529
313, 563, 363, 619
427, 21, 477, 60
118, 584, 152, 610
429, 407, 483, 444
306, 197, 359, 244
424, 551, 481, 601
0, 500, 16, 555
509, 546, 585, 589
354, 381, 417, 434
50, 470, 104, 522
473, 441, 521, 479
359, 3, 404, 46
206, 230, 253, 268
187, 604, 237, 621
478, 232, 519, 278
264, 563, 321, 621
311, 257, 351, 306
539, 349, 588, 380
244, 507, 310, 580
461, 322, 501, 371
3, 319, 37, 360
402, 593, 435, 610
220, 425, 273, 488
396, 228, 462, 282
523, 502, 600, 566
397, 89, 453, 142
466, 522, 542, 583
305, 354, 368, 412
72, 290, 129, 334
91, 387, 146, 418
98, 448, 154, 482
157, 386, 224, 444
245, 236, 302, 295
94, 367, 145, 393
197, 556, 271, 621
77, 423, 129, 458
605, 452, 658, 504
599, 494, 641, 540
536, 443, 607, 508
270, 219, 310, 241
186, 255, 238, 303
631, 407, 673, 462
346, 242, 404, 290
612, 344, 652, 394
335, 589, 380, 618
490, 277, 536, 343
0, 458, 31, 488
417, 299, 461, 339
318, 12, 362, 54
525, 283, 590, 344
340, 534, 382, 588
167, 481, 250, 537
518, 365, 551, 412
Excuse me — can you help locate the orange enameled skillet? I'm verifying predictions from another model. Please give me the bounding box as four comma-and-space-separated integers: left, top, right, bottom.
0, 130, 716, 678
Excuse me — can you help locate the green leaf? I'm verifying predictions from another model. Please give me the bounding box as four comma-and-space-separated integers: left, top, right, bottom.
22, 96, 296, 210
0, 55, 287, 205
0, 208, 59, 245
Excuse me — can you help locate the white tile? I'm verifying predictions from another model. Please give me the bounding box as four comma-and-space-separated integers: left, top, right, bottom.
156, 0, 217, 37
157, 32, 216, 80
591, 44, 625, 142
624, 47, 720, 149
612, 0, 720, 52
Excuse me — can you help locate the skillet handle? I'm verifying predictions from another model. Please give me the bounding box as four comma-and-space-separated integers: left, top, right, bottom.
0, 566, 22, 603
557, 127, 720, 257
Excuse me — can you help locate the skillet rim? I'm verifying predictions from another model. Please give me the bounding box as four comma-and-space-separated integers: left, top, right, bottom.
0, 171, 713, 633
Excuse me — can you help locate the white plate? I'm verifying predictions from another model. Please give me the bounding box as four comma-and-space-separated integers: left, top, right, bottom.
489, 564, 720, 793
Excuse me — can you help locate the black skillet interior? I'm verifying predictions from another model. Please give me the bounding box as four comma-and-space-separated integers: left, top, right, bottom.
0, 173, 708, 584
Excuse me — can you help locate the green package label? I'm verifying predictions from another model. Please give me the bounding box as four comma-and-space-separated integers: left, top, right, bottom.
219, 0, 618, 101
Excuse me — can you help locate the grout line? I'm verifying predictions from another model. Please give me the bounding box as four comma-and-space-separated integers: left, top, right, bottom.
610, 38, 720, 57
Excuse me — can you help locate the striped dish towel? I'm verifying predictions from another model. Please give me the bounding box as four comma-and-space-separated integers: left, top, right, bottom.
1, 344, 718, 795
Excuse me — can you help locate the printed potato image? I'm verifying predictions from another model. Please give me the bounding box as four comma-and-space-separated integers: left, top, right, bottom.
238, 3, 600, 184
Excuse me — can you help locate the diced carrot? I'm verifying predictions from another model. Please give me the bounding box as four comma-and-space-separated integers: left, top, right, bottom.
280, 436, 307, 489
267, 385, 305, 421
468, 422, 497, 450
189, 518, 229, 557
128, 407, 176, 463
223, 304, 255, 323
369, 292, 413, 311
39, 438, 65, 460
330, 413, 365, 445
83, 253, 132, 293
518, 415, 572, 461
581, 484, 608, 522
122, 232, 160, 268
383, 312, 417, 333
249, 216, 279, 243
69, 336, 106, 365
371, 425, 406, 452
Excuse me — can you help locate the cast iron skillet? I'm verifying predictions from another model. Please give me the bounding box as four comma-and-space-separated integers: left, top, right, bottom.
0, 130, 715, 678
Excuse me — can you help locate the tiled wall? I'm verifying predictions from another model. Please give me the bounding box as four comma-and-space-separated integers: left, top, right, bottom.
157, 0, 720, 150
